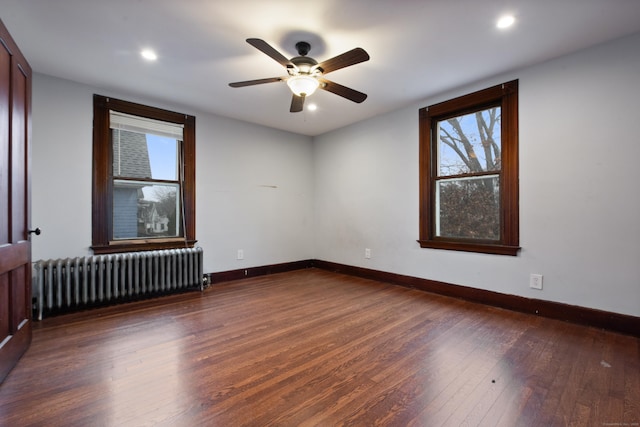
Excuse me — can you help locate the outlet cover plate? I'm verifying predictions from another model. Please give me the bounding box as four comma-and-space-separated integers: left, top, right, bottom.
530, 273, 543, 290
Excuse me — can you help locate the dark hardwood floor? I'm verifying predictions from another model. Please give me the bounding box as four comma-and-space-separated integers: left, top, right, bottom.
0, 268, 638, 426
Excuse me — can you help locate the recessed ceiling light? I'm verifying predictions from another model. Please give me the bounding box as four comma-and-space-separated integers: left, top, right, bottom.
141, 49, 157, 61
496, 15, 515, 29
307, 103, 317, 111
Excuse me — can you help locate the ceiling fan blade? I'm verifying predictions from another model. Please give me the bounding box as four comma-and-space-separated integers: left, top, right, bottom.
290, 94, 305, 113
318, 78, 367, 103
229, 77, 284, 88
316, 48, 370, 74
246, 38, 295, 69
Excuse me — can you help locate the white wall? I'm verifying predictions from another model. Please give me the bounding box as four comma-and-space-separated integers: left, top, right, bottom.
31, 74, 315, 273
313, 33, 640, 317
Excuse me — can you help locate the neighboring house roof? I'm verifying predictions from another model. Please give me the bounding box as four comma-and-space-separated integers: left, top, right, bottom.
112, 129, 152, 179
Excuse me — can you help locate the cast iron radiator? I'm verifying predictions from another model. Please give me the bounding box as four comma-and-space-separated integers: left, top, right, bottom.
32, 247, 204, 320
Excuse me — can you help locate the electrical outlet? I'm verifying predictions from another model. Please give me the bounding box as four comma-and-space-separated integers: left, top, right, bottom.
237, 249, 244, 260
530, 273, 543, 290
365, 248, 371, 259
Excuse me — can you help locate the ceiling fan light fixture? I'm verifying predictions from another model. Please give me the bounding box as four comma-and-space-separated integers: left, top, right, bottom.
287, 75, 319, 97
229, 38, 370, 112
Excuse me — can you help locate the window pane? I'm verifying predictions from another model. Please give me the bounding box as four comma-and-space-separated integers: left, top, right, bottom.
112, 130, 178, 180
112, 130, 151, 179
436, 175, 500, 240
437, 107, 501, 176
113, 180, 181, 239
147, 134, 178, 180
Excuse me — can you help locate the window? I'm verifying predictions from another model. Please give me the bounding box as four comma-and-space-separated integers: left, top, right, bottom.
92, 95, 196, 254
418, 80, 519, 255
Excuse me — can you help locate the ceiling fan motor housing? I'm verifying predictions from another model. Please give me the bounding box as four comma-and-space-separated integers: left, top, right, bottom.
289, 56, 319, 76
295, 41, 311, 56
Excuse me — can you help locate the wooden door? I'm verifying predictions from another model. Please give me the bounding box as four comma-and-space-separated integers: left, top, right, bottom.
0, 18, 33, 383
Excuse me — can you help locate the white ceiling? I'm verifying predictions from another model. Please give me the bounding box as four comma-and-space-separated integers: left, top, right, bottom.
1, 0, 639, 136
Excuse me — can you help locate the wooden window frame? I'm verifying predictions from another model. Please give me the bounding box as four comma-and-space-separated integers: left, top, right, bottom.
418, 80, 520, 256
92, 95, 196, 254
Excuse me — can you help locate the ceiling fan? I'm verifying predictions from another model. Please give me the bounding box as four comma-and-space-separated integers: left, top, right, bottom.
229, 38, 370, 113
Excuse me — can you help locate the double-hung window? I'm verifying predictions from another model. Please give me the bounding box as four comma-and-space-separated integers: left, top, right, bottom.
418, 81, 519, 255
92, 95, 196, 254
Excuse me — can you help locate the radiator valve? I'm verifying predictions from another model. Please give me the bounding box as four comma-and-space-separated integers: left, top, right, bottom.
201, 274, 210, 290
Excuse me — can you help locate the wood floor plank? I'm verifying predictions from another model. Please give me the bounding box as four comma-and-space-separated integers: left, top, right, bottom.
624, 338, 640, 425
0, 268, 638, 426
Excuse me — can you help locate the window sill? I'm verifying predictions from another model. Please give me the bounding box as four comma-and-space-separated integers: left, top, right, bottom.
92, 239, 197, 255
417, 240, 520, 256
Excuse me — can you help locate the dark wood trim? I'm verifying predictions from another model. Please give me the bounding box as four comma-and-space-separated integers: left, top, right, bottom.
426, 83, 506, 117
419, 80, 520, 255
312, 260, 640, 337
91, 95, 196, 254
92, 239, 198, 255
182, 115, 196, 242
208, 260, 314, 284
502, 81, 519, 247
416, 239, 520, 256
92, 96, 112, 247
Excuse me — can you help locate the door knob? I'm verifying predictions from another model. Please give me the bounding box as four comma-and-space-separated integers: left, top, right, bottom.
28, 227, 41, 236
